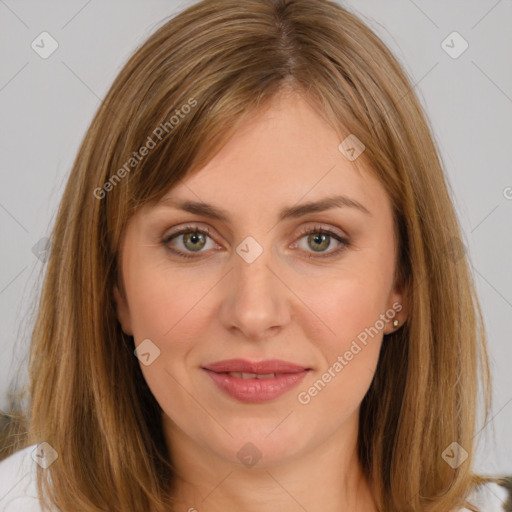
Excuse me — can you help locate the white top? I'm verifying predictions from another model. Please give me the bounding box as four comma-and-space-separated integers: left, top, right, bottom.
0, 444, 509, 511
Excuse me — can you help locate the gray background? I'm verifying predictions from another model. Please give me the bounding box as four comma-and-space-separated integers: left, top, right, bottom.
1, 0, 511, 475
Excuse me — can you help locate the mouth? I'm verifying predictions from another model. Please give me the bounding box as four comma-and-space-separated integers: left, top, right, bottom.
219, 371, 285, 379
201, 359, 311, 403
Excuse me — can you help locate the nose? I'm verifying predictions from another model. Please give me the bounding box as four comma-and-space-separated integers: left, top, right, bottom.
218, 245, 292, 341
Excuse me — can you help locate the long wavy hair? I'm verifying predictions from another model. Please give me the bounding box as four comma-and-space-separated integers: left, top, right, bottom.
22, 0, 494, 510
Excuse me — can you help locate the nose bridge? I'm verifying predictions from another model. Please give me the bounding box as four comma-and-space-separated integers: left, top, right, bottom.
234, 236, 279, 306
220, 234, 290, 338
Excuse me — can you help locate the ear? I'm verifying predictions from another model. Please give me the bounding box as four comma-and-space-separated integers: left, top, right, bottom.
113, 284, 133, 336
383, 279, 408, 335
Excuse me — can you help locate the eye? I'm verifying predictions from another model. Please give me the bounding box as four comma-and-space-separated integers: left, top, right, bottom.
293, 225, 350, 259
162, 225, 217, 259
161, 224, 350, 259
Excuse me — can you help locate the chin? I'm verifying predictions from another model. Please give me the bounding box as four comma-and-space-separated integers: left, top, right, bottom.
206, 424, 311, 469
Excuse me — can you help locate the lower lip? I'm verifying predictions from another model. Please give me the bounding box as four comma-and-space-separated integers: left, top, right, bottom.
203, 369, 309, 403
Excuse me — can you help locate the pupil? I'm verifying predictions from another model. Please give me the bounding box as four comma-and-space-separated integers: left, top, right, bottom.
310, 233, 328, 252
185, 232, 204, 251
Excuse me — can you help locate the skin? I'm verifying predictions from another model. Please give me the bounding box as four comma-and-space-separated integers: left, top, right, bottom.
114, 88, 407, 512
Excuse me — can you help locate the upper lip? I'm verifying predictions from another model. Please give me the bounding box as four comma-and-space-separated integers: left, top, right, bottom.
202, 359, 310, 374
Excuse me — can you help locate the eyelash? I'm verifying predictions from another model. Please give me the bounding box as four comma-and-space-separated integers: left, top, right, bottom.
161, 224, 350, 260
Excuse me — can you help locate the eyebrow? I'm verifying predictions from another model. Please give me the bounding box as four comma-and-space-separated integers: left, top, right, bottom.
156, 194, 371, 222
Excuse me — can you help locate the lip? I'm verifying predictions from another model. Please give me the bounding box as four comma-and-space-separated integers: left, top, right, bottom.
202, 358, 310, 374
202, 359, 311, 403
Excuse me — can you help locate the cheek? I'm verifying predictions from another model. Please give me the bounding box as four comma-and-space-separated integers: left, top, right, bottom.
295, 263, 390, 393
125, 258, 211, 342
293, 277, 386, 422
300, 265, 391, 344
129, 273, 206, 433
124, 261, 212, 392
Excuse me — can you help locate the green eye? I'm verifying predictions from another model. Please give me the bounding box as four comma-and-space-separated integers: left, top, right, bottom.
182, 231, 207, 252
295, 226, 349, 258
163, 225, 349, 259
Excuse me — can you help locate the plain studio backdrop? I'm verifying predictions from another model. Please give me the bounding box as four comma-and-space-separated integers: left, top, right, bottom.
0, 0, 511, 476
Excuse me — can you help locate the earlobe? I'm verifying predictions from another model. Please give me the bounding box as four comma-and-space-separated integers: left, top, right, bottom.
385, 284, 408, 335
113, 284, 133, 336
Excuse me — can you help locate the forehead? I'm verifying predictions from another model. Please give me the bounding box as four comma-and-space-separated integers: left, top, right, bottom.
148, 92, 386, 220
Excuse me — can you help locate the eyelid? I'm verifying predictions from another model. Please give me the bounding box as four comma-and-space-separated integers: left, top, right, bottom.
162, 221, 347, 242
294, 223, 348, 241
162, 222, 214, 240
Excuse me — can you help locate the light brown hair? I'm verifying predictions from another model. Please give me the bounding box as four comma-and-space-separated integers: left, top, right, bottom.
23, 0, 494, 510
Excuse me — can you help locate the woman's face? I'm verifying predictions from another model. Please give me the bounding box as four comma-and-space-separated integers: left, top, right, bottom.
113, 90, 406, 468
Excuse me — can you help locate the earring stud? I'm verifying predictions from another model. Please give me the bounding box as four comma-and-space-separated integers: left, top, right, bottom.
392, 319, 399, 328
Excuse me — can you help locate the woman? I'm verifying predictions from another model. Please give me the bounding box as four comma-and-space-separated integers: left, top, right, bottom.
0, 0, 509, 510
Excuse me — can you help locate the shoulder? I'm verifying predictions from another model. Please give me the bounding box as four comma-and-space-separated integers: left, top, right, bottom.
0, 444, 45, 512
459, 480, 511, 511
